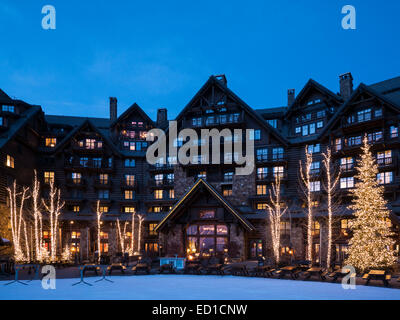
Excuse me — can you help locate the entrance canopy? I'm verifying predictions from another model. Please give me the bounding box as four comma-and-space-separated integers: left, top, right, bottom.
155, 179, 254, 232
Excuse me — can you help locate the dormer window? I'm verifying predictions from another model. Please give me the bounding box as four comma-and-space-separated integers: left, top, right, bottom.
267, 119, 278, 128
374, 108, 383, 118
45, 137, 57, 148
2, 105, 14, 113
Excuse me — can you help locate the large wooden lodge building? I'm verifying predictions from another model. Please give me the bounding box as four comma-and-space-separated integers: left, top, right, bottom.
1, 72, 400, 264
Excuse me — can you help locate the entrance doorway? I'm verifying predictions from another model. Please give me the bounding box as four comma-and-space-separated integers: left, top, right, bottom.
249, 239, 263, 259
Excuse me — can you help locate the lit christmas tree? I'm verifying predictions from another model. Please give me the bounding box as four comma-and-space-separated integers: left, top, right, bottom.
345, 137, 396, 272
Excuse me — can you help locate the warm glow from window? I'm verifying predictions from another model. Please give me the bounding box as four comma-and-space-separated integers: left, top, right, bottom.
6, 155, 14, 168
45, 137, 57, 147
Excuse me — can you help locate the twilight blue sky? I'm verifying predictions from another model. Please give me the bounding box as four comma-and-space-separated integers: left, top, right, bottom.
0, 0, 399, 120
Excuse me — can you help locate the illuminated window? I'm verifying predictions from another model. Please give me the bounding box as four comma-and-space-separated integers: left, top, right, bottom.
341, 219, 349, 236
169, 189, 175, 199
154, 190, 163, 200
377, 172, 393, 185
200, 210, 215, 219
99, 206, 109, 213
273, 166, 284, 178
45, 137, 57, 147
44, 171, 55, 184
256, 203, 268, 210
377, 150, 392, 166
73, 206, 80, 213
6, 155, 14, 168
153, 206, 162, 213
340, 177, 354, 189
334, 138, 342, 151
124, 207, 135, 213
340, 157, 353, 171
222, 187, 232, 197
312, 221, 320, 236
357, 108, 371, 122
307, 144, 320, 154
310, 161, 320, 174
224, 171, 233, 182
197, 171, 207, 179
72, 172, 82, 184
99, 174, 108, 184
148, 223, 157, 236
124, 190, 134, 200
390, 126, 398, 138
311, 200, 319, 207
309, 181, 320, 192
256, 184, 267, 195
125, 174, 135, 186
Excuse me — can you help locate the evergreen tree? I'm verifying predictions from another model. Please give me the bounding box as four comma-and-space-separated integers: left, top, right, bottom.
345, 137, 396, 272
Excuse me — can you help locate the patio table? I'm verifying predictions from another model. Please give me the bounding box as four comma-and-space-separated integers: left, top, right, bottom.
304, 267, 326, 281
363, 270, 391, 287
277, 266, 299, 280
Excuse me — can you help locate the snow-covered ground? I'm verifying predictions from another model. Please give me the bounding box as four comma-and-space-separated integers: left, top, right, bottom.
1, 275, 399, 300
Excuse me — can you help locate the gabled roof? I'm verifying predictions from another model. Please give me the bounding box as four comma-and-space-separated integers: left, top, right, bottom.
285, 79, 343, 118
51, 118, 120, 156
111, 103, 155, 128
368, 76, 400, 106
172, 76, 288, 146
0, 88, 13, 104
155, 179, 254, 232
319, 83, 400, 138
0, 106, 42, 149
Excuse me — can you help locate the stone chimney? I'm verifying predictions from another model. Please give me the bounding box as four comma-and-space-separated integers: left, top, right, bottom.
157, 108, 168, 126
109, 97, 117, 122
339, 72, 353, 100
287, 89, 295, 106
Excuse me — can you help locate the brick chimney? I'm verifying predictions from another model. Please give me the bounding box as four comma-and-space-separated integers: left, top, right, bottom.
109, 97, 117, 122
287, 89, 295, 106
339, 72, 353, 100
157, 108, 168, 126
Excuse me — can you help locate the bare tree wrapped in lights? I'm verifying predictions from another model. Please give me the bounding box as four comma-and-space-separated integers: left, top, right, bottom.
96, 200, 103, 264
31, 171, 44, 262
42, 179, 64, 262
6, 181, 30, 262
117, 218, 129, 253
267, 174, 287, 264
129, 212, 136, 255
322, 148, 341, 269
345, 137, 396, 272
138, 215, 144, 254
299, 146, 315, 262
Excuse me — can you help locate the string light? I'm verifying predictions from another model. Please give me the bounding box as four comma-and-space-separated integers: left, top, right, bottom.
42, 179, 64, 262
266, 174, 287, 264
138, 215, 144, 255
300, 147, 314, 262
322, 148, 341, 269
96, 200, 102, 264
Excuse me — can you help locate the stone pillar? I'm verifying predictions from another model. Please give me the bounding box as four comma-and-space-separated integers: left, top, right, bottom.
80, 227, 90, 261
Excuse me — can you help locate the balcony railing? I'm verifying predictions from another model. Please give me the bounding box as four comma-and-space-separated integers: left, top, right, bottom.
149, 179, 174, 187
256, 155, 286, 163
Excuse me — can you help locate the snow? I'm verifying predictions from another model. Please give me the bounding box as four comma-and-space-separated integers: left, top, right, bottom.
1, 275, 399, 300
